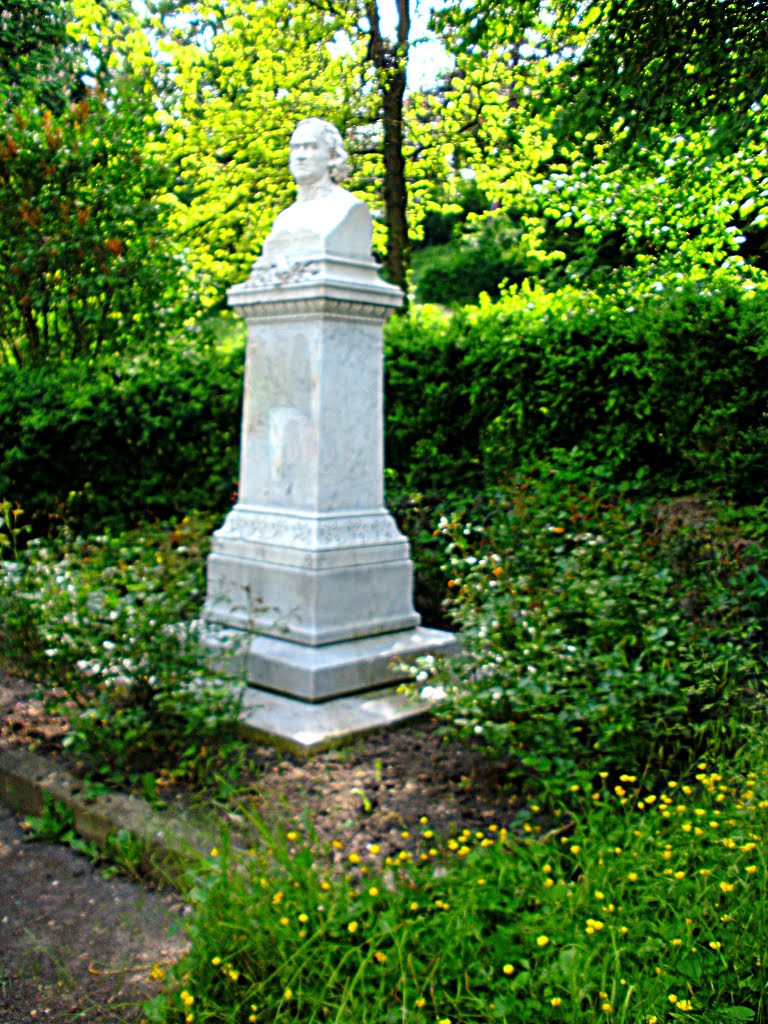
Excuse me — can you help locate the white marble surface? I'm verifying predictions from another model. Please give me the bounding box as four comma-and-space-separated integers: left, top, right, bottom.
239, 684, 434, 754
202, 118, 456, 703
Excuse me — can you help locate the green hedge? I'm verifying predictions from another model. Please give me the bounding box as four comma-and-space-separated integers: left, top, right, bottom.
384, 274, 768, 503
0, 344, 243, 532
3, 271, 766, 536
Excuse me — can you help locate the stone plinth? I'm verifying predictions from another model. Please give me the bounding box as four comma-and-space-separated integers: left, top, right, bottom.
202, 254, 458, 703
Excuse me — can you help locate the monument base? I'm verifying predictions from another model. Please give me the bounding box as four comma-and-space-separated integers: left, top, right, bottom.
238, 684, 437, 755
201, 623, 459, 703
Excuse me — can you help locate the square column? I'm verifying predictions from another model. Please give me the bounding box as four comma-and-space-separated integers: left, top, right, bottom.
202, 256, 457, 702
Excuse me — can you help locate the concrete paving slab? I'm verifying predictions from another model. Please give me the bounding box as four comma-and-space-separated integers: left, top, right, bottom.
0, 748, 216, 886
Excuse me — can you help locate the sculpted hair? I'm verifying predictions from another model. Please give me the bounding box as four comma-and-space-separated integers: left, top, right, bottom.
294, 118, 351, 183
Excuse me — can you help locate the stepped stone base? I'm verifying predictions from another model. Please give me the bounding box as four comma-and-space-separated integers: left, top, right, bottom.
201, 623, 459, 703
238, 684, 439, 754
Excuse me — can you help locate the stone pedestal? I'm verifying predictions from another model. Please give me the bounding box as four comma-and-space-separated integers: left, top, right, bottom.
202, 254, 458, 703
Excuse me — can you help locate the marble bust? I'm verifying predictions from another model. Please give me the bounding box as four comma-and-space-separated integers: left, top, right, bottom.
258, 118, 373, 265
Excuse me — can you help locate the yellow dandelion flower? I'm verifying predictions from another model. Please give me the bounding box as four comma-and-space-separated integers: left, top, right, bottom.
375, 951, 387, 963
746, 865, 758, 874
284, 988, 293, 1001
594, 890, 605, 900
503, 964, 514, 975
228, 969, 239, 982
709, 940, 722, 950
180, 991, 194, 1007
211, 957, 221, 966
348, 921, 359, 934
544, 878, 555, 888
369, 843, 381, 855
210, 848, 219, 858
536, 935, 550, 947
298, 913, 309, 924
286, 831, 299, 841
369, 886, 379, 897
570, 845, 581, 854
415, 997, 426, 1008
668, 994, 679, 1004
332, 839, 343, 850
279, 916, 289, 926
410, 901, 419, 911
419, 815, 429, 824
348, 852, 361, 864
719, 881, 735, 892
627, 872, 639, 882
551, 997, 563, 1007
601, 1002, 612, 1013
678, 1000, 693, 1011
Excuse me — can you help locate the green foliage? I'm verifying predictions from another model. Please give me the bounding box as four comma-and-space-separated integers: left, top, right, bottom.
415, 216, 531, 306
22, 793, 76, 843
146, 750, 768, 1022
384, 303, 479, 495
0, 513, 244, 785
384, 272, 768, 503
0, 0, 82, 111
0, 89, 189, 366
413, 463, 767, 801
148, 0, 367, 304
0, 342, 243, 533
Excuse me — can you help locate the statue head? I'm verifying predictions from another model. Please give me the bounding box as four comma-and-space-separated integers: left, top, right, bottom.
289, 118, 351, 189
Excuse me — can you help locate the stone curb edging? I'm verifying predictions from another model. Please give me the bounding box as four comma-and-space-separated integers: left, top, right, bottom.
0, 747, 217, 888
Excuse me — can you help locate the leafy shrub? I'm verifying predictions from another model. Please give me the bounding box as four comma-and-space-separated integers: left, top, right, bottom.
0, 89, 189, 366
0, 513, 243, 785
147, 749, 768, 1023
415, 216, 531, 306
412, 463, 767, 801
0, 342, 243, 533
384, 304, 479, 495
385, 272, 768, 503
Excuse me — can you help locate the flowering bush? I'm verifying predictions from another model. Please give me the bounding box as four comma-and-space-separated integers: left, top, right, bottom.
0, 513, 242, 784
411, 464, 767, 801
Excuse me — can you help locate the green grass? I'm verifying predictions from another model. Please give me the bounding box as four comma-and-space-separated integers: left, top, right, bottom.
145, 745, 768, 1024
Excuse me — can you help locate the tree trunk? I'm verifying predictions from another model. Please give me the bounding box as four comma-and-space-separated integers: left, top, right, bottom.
365, 0, 411, 294
381, 64, 409, 291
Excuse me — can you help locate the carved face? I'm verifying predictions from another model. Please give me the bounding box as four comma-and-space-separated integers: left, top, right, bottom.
289, 121, 332, 188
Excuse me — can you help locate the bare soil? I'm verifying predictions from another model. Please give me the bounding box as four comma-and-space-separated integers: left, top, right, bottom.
0, 666, 520, 1022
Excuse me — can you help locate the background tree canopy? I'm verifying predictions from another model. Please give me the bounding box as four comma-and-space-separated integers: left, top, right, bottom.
0, 0, 766, 364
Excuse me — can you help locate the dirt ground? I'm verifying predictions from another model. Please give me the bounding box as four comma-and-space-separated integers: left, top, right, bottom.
0, 667, 521, 1022
0, 804, 190, 1023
